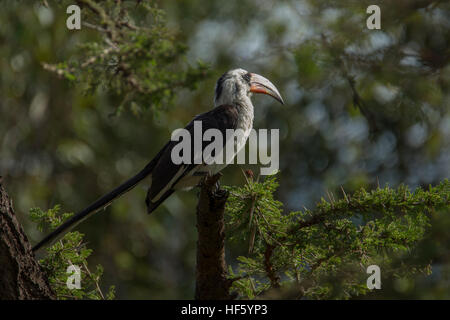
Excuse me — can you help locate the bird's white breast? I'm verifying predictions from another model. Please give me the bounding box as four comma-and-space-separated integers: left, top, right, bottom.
175, 101, 254, 191
202, 103, 254, 175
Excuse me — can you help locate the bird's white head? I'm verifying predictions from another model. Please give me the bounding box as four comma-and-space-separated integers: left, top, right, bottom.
214, 68, 284, 107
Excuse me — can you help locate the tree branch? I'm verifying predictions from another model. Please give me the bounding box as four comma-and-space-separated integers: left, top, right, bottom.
0, 177, 55, 299
264, 244, 280, 288
195, 173, 233, 300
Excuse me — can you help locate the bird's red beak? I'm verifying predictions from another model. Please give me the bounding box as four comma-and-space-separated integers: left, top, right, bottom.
250, 73, 284, 104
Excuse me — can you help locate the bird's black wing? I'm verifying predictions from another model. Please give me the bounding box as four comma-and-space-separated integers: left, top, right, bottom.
33, 104, 239, 251
145, 104, 239, 213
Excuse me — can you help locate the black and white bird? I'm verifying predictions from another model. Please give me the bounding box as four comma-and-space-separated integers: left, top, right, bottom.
32, 68, 284, 252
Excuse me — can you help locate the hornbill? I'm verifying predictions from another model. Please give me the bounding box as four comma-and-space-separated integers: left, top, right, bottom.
32, 68, 284, 252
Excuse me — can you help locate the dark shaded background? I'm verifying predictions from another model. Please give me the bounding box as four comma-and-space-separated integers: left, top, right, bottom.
0, 0, 449, 298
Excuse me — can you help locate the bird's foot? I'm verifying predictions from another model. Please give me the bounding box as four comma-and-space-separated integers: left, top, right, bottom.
215, 180, 221, 191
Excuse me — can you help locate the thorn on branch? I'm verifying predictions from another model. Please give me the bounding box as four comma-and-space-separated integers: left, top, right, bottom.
341, 186, 349, 203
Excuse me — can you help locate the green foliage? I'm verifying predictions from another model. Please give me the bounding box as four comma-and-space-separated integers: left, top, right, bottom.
44, 0, 210, 115
2, 0, 448, 299
225, 174, 450, 299
290, 1, 450, 133
30, 205, 115, 300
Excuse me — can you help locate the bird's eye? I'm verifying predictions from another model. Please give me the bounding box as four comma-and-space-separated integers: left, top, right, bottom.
242, 72, 251, 83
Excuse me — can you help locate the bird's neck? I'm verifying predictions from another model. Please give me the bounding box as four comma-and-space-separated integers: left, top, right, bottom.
214, 93, 254, 130
234, 98, 254, 132
215, 93, 253, 113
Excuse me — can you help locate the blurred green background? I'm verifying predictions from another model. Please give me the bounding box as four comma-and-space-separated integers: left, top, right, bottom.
0, 0, 449, 298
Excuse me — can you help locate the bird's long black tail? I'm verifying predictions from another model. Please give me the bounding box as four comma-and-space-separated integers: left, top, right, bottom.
32, 161, 155, 252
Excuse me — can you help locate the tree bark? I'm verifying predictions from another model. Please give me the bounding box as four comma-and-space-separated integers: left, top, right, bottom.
195, 173, 233, 300
0, 177, 55, 300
